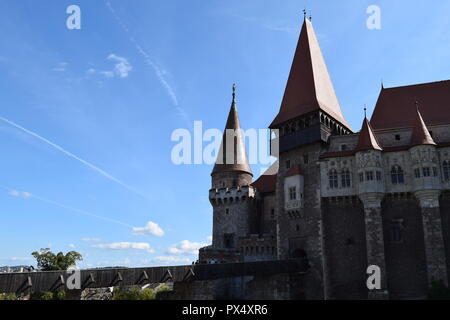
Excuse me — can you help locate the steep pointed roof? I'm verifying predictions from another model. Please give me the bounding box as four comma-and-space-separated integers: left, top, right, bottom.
212, 85, 252, 176
355, 117, 382, 152
270, 18, 350, 130
410, 104, 436, 147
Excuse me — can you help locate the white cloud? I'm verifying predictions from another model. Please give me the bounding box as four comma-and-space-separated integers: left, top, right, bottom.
52, 62, 68, 72
132, 221, 164, 237
150, 256, 191, 265
9, 190, 32, 199
167, 240, 207, 255
81, 238, 103, 242
85, 54, 132, 79
11, 257, 32, 262
92, 242, 155, 253
108, 54, 132, 78
68, 244, 76, 248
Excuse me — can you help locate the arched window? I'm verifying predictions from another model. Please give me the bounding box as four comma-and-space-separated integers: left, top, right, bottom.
341, 169, 351, 188
391, 165, 404, 184
443, 161, 450, 181
329, 169, 338, 189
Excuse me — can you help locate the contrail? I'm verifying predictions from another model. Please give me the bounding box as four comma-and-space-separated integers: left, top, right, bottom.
105, 1, 192, 128
0, 116, 149, 200
0, 185, 132, 228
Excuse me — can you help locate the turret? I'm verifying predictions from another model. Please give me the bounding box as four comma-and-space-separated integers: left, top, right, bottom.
355, 116, 385, 196
207, 85, 256, 257
409, 103, 440, 192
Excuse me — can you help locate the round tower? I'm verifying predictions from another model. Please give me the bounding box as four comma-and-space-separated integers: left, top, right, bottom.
201, 85, 256, 264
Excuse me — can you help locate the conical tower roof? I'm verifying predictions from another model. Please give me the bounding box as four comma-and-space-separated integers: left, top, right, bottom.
212, 85, 252, 176
270, 18, 350, 130
410, 102, 436, 147
355, 116, 382, 152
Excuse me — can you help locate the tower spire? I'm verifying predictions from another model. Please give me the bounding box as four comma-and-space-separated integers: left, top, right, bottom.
410, 101, 436, 147
211, 85, 252, 176
270, 17, 351, 130
355, 117, 382, 152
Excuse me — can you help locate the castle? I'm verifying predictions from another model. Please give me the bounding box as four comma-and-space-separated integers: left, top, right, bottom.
198, 17, 450, 299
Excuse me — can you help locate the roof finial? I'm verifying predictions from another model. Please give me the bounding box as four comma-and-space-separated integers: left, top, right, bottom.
364, 105, 367, 119
309, 11, 312, 21
381, 78, 384, 89
303, 9, 307, 20
232, 83, 236, 103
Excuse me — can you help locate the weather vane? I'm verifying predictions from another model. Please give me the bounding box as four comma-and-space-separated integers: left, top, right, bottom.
232, 83, 236, 100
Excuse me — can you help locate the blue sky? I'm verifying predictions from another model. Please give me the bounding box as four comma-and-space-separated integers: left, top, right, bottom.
0, 0, 449, 268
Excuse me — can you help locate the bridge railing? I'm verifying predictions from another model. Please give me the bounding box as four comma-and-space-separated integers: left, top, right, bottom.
0, 259, 307, 294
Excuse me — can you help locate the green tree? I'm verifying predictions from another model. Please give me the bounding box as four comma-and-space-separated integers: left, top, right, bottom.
112, 287, 156, 300
31, 248, 82, 271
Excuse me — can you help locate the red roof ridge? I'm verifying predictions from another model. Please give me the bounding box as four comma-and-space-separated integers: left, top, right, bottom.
383, 79, 450, 91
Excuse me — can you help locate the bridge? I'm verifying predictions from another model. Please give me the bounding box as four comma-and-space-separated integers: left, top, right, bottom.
0, 259, 308, 298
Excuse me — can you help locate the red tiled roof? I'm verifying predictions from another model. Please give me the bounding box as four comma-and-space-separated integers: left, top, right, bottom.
285, 165, 303, 177
270, 19, 350, 130
371, 80, 450, 130
355, 118, 382, 152
410, 107, 436, 147
252, 174, 277, 194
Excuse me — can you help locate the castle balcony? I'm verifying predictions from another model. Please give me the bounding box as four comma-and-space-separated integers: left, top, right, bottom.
411, 170, 442, 192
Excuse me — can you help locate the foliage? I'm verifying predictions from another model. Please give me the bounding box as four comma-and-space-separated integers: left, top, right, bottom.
112, 287, 156, 300
0, 293, 17, 300
428, 280, 450, 300
30, 291, 66, 300
155, 284, 171, 293
31, 248, 82, 271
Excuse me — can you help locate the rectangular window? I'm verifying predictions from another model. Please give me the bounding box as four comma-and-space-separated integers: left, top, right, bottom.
341, 144, 347, 151
224, 233, 235, 248
289, 187, 297, 200
303, 154, 309, 164
433, 167, 438, 177
366, 171, 374, 181
395, 134, 401, 141
286, 159, 291, 169
389, 219, 403, 243
376, 171, 382, 181
423, 167, 430, 177
341, 170, 351, 188
414, 168, 421, 178
225, 208, 230, 214
359, 172, 364, 182
270, 208, 275, 219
